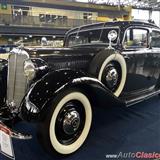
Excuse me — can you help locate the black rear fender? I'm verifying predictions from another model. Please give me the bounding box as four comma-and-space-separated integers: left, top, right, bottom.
20, 69, 125, 122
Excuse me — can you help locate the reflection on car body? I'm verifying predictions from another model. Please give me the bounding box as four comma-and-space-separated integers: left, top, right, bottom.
1, 20, 160, 157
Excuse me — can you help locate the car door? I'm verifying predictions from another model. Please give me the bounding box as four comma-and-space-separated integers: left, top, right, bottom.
150, 29, 160, 89
122, 27, 156, 93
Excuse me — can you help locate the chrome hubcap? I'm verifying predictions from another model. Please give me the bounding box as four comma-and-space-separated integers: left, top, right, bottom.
102, 62, 120, 91
55, 100, 85, 145
106, 68, 118, 87
63, 110, 80, 135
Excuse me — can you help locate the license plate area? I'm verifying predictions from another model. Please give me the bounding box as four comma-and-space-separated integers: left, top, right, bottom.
0, 123, 15, 159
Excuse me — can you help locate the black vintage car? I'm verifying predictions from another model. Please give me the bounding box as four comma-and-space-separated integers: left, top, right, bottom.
1, 20, 160, 156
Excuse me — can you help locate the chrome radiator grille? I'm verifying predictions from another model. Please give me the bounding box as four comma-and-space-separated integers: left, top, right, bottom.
7, 49, 29, 107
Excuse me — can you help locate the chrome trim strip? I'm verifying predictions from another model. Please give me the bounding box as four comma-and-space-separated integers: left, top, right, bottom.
0, 122, 32, 140
126, 89, 160, 107
7, 48, 29, 107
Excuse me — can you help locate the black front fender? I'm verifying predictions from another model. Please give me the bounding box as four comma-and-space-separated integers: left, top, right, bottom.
20, 69, 125, 122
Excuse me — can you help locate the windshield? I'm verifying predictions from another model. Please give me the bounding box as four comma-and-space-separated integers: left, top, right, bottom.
66, 27, 119, 47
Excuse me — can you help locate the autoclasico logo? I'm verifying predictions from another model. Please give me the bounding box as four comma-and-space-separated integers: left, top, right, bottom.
105, 152, 160, 159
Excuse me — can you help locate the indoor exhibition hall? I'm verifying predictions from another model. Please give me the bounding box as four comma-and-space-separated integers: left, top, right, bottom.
0, 0, 160, 160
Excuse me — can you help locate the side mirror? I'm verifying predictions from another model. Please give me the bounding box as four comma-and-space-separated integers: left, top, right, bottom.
108, 30, 118, 49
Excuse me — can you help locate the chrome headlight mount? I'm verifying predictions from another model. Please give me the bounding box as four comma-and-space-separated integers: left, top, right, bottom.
24, 59, 36, 81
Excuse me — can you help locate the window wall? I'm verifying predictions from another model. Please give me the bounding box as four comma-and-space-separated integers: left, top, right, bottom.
132, 9, 149, 20
132, 9, 160, 27
151, 11, 160, 27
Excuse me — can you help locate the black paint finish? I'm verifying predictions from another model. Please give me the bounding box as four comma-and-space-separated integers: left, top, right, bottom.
1, 20, 160, 122
64, 21, 160, 95
14, 21, 160, 121
20, 69, 124, 121
30, 58, 49, 82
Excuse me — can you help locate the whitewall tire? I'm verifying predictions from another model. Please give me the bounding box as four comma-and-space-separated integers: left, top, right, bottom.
38, 90, 92, 155
98, 54, 127, 97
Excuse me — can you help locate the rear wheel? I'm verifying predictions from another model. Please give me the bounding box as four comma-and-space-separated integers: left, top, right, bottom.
38, 89, 92, 155
89, 50, 127, 97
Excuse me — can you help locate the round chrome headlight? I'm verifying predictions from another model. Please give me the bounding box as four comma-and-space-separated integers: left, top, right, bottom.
24, 59, 36, 81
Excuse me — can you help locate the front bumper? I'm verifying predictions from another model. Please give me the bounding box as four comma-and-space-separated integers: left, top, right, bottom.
0, 121, 32, 140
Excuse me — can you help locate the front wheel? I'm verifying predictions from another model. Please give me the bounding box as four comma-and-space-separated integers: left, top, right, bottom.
38, 89, 92, 155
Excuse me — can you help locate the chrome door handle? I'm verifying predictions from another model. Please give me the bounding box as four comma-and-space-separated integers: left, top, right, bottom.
124, 55, 130, 59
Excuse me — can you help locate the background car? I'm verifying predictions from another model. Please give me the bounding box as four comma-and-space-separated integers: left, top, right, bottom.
0, 44, 17, 59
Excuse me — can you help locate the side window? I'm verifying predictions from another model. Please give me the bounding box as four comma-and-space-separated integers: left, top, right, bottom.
124, 28, 148, 49
151, 31, 160, 48
67, 29, 102, 46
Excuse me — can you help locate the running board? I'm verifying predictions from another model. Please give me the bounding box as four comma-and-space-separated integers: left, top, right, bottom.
125, 89, 160, 107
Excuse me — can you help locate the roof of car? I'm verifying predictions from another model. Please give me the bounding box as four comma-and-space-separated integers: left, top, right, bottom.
66, 20, 159, 35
